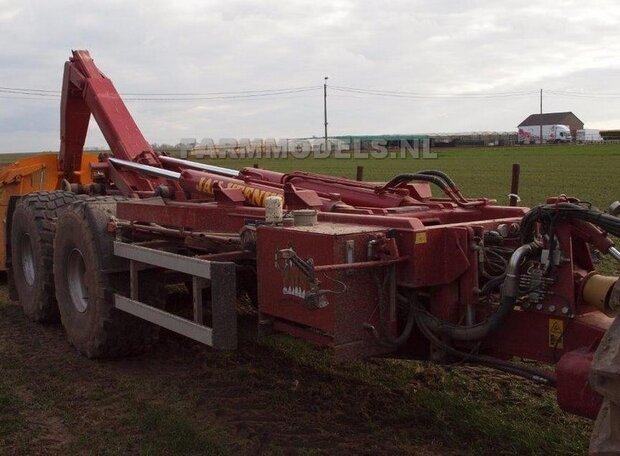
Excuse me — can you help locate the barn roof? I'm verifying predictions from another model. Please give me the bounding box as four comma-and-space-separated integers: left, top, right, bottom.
519, 112, 583, 126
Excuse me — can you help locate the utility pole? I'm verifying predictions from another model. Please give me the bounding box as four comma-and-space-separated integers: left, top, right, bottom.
324, 77, 328, 153
539, 88, 543, 145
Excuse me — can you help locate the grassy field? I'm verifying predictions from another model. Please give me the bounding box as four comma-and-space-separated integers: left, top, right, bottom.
0, 143, 618, 454
195, 143, 620, 209
0, 152, 45, 165
5, 143, 619, 209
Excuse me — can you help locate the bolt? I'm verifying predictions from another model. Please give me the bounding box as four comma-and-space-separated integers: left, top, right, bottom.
535, 304, 543, 310
548, 305, 556, 313
561, 306, 569, 315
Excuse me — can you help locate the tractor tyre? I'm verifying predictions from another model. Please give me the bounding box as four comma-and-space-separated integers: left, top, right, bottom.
10, 191, 81, 322
53, 198, 164, 358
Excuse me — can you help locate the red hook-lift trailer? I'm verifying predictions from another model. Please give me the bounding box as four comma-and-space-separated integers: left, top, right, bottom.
6, 50, 620, 452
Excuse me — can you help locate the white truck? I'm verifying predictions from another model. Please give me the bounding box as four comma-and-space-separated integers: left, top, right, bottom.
517, 124, 572, 144
576, 129, 604, 143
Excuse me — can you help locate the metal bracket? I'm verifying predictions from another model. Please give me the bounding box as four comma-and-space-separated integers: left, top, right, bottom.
113, 241, 237, 350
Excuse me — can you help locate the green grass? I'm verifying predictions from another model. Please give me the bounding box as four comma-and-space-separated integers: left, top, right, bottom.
130, 404, 228, 456
0, 152, 46, 164
259, 334, 589, 455
198, 143, 620, 209
9, 144, 620, 209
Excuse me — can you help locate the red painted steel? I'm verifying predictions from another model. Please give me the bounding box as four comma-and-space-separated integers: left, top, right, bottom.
256, 223, 398, 359
61, 50, 160, 173
556, 349, 603, 418
57, 50, 620, 421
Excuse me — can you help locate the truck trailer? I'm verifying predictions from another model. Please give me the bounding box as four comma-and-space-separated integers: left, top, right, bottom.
518, 124, 572, 144
576, 129, 604, 143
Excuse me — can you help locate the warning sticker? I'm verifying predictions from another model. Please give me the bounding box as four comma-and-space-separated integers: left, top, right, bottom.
548, 319, 564, 349
415, 232, 427, 245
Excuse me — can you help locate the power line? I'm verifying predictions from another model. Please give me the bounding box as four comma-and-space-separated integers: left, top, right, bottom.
0, 95, 59, 101
5, 83, 620, 103
122, 86, 322, 96
0, 84, 539, 99
546, 90, 620, 99
0, 85, 322, 97
0, 91, 319, 103
332, 84, 536, 95
0, 86, 58, 93
0, 89, 60, 97
330, 85, 538, 99
123, 87, 321, 101
0, 86, 322, 102
127, 93, 320, 102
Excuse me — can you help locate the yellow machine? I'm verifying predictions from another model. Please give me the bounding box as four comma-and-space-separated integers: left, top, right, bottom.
0, 152, 98, 270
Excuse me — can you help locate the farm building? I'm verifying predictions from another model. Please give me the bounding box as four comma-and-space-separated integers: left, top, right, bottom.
518, 112, 584, 138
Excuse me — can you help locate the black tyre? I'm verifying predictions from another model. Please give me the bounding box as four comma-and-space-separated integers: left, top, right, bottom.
10, 191, 80, 322
53, 198, 164, 358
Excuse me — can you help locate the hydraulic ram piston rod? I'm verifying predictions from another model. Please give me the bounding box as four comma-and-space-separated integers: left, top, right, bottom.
159, 155, 239, 178
108, 157, 181, 180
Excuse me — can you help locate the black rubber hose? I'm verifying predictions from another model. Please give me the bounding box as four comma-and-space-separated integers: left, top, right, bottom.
410, 295, 516, 341
377, 298, 416, 347
480, 274, 505, 295
414, 312, 556, 385
415, 170, 471, 203
411, 241, 540, 341
369, 272, 416, 347
415, 170, 460, 193
379, 173, 466, 206
382, 173, 448, 192
521, 202, 620, 243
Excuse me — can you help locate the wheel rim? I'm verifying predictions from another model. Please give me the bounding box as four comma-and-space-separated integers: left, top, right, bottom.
20, 233, 35, 286
67, 248, 89, 313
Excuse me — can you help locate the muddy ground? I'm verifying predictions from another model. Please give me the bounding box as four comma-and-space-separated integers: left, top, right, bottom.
0, 284, 591, 455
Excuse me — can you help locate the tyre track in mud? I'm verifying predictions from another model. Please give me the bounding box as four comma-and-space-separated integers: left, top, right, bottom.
0, 290, 449, 455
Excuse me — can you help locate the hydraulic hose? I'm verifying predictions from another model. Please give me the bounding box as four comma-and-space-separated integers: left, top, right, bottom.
378, 173, 467, 207
414, 311, 556, 386
415, 170, 467, 202
416, 169, 457, 188
381, 173, 447, 191
521, 202, 620, 242
366, 267, 416, 347
413, 241, 541, 341
521, 201, 620, 262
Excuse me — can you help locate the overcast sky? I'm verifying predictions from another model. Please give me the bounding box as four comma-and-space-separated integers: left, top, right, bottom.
1, 0, 620, 152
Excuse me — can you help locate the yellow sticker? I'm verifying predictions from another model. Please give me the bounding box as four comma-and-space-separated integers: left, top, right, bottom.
415, 232, 427, 245
548, 319, 564, 349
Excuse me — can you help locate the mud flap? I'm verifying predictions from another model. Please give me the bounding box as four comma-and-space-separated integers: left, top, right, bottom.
6, 195, 19, 300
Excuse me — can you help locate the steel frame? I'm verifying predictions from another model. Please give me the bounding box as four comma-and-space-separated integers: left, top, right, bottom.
113, 241, 237, 350
32, 49, 620, 427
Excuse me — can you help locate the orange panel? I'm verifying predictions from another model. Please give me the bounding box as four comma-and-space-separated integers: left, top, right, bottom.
0, 152, 98, 270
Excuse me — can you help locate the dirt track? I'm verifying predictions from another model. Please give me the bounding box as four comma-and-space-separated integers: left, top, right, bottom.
0, 285, 590, 455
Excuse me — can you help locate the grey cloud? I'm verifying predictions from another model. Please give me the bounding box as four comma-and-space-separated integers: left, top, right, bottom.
0, 0, 619, 152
